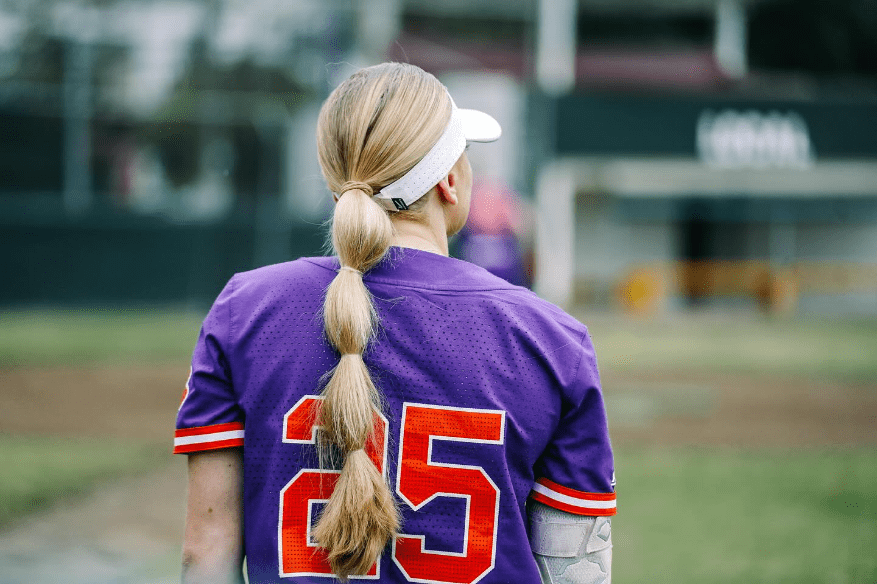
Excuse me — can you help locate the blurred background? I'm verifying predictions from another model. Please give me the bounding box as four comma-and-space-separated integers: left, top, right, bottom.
0, 0, 875, 582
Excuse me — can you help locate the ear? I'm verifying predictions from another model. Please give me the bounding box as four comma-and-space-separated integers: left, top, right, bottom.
435, 170, 459, 206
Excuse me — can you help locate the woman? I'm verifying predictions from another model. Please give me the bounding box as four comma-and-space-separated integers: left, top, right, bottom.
176, 62, 615, 584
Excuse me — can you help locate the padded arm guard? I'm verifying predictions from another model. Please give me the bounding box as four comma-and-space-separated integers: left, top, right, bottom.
527, 500, 612, 584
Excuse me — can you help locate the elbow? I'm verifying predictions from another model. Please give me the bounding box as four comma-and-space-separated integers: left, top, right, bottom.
181, 546, 199, 574
181, 540, 244, 584
180, 543, 208, 582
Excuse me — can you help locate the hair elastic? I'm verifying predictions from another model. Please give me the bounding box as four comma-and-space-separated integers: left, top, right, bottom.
338, 181, 374, 197
339, 266, 362, 276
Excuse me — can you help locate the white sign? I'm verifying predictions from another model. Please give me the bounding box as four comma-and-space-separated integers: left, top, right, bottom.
697, 109, 815, 169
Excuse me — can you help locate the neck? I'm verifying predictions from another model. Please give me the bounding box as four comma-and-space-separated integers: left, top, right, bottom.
390, 230, 448, 256
389, 196, 450, 256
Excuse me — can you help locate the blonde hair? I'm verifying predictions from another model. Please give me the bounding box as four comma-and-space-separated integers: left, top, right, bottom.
313, 62, 452, 579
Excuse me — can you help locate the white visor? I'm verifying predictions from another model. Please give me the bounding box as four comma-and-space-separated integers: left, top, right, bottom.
373, 99, 501, 212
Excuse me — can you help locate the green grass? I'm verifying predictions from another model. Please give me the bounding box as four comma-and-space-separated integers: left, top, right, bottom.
0, 308, 204, 367
581, 313, 877, 382
612, 446, 877, 584
0, 434, 166, 526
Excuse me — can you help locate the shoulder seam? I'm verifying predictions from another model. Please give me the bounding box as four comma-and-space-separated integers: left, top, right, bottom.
569, 329, 590, 405
300, 257, 337, 272
226, 274, 238, 399
227, 274, 237, 356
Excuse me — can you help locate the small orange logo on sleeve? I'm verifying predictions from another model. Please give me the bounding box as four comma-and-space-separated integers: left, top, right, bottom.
179, 368, 192, 410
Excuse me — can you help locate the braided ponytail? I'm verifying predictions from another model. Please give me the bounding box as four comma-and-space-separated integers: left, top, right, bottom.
313, 63, 452, 580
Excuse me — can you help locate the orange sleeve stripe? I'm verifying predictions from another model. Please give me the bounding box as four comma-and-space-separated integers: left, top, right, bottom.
174, 422, 244, 438
535, 477, 616, 501
529, 491, 617, 516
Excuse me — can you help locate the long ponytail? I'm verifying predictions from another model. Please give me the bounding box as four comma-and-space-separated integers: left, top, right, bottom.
313, 63, 452, 580
312, 182, 398, 579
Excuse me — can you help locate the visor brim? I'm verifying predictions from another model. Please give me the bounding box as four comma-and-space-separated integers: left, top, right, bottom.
457, 108, 502, 143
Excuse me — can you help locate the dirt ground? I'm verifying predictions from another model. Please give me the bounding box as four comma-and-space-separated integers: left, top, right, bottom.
2, 364, 874, 447
0, 364, 875, 583
0, 365, 189, 584
601, 370, 877, 447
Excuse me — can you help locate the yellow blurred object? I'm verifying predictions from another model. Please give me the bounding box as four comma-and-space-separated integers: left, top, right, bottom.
612, 260, 877, 315
614, 261, 818, 315
617, 268, 663, 314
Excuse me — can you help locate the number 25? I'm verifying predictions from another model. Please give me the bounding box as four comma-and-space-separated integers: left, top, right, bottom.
279, 396, 506, 583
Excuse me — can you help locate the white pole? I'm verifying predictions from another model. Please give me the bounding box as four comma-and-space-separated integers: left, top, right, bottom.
354, 0, 401, 65
536, 0, 578, 95
715, 0, 747, 78
535, 161, 576, 308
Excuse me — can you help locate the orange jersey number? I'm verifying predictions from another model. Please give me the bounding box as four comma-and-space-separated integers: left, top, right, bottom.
278, 397, 505, 583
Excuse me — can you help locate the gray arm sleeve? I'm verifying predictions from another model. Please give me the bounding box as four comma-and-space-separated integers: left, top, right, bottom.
527, 500, 612, 584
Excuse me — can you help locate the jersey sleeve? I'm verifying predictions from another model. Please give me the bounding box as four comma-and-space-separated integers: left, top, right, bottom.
173, 276, 245, 454
530, 329, 616, 516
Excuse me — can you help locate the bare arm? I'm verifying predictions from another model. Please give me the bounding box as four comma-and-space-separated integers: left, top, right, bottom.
528, 500, 612, 584
181, 449, 245, 584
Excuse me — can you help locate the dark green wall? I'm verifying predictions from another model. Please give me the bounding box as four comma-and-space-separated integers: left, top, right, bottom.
3, 215, 325, 307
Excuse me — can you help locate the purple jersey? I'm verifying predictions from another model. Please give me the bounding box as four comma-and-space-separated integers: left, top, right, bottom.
175, 247, 615, 584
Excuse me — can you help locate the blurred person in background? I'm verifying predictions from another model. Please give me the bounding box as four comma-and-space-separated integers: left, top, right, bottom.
176, 62, 615, 584
455, 178, 533, 288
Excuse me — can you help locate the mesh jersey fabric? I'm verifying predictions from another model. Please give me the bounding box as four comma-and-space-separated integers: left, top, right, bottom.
175, 246, 615, 584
